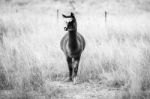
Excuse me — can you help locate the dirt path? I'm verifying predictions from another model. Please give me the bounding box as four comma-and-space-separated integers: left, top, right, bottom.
0, 81, 123, 99
46, 81, 120, 99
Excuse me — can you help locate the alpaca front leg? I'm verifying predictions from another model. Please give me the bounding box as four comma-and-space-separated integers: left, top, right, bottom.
67, 57, 73, 81
72, 60, 79, 84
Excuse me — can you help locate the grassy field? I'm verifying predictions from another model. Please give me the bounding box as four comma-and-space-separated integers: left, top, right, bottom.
0, 0, 150, 99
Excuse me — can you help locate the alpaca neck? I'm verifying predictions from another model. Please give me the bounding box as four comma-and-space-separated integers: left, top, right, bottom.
68, 30, 78, 51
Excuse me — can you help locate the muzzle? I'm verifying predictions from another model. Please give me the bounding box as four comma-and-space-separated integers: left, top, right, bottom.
64, 27, 68, 31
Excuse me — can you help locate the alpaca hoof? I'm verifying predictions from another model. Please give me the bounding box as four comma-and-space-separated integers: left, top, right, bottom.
73, 77, 77, 85
64, 77, 72, 82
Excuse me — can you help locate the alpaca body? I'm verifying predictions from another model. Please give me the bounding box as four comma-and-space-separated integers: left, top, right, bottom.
60, 32, 85, 58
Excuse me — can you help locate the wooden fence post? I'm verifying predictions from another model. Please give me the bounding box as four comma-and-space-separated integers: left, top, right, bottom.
105, 11, 107, 23
57, 9, 59, 22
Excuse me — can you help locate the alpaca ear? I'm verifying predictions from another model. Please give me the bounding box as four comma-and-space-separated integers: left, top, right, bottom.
62, 14, 66, 18
71, 12, 74, 17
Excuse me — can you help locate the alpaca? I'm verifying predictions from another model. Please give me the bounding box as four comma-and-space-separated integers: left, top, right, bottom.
60, 12, 85, 84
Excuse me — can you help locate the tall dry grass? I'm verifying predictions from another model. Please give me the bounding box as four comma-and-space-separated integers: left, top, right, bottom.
0, 0, 150, 98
